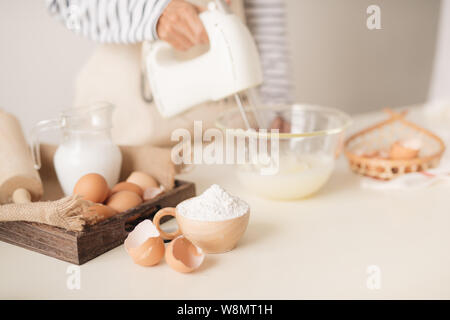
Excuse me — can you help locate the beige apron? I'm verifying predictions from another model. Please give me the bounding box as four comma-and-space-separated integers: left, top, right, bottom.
73, 0, 245, 147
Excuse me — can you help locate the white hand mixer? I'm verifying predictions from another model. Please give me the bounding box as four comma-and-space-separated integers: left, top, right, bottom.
144, 0, 264, 129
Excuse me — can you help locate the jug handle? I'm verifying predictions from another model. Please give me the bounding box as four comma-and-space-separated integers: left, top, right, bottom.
30, 119, 61, 170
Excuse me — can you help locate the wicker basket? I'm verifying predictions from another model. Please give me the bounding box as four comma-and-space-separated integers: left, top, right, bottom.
344, 109, 446, 180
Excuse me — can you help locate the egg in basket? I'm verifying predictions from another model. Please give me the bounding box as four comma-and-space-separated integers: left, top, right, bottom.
344, 109, 446, 180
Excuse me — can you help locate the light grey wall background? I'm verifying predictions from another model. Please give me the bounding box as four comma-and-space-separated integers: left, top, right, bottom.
0, 0, 94, 135
286, 0, 441, 113
0, 0, 442, 135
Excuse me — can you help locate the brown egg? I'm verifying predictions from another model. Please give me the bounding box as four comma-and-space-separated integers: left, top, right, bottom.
390, 141, 420, 160
82, 204, 118, 225
73, 173, 109, 203
165, 236, 205, 273
106, 190, 142, 213
124, 220, 165, 267
126, 171, 159, 190
111, 182, 143, 197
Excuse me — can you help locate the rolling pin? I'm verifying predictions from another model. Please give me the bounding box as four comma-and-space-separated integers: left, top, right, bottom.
0, 110, 43, 204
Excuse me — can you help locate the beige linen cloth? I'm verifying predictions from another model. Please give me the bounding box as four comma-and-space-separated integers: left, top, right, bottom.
74, 0, 245, 147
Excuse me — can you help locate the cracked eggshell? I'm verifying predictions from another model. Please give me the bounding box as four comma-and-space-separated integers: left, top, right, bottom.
402, 138, 422, 151
143, 186, 165, 201
124, 220, 165, 267
390, 140, 421, 160
165, 236, 205, 273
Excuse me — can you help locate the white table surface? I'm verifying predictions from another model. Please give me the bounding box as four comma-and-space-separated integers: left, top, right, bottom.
1, 108, 450, 299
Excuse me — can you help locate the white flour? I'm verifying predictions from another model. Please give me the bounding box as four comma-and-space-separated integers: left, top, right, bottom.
177, 185, 249, 221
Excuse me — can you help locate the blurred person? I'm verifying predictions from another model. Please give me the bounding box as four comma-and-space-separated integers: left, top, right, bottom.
46, 0, 293, 146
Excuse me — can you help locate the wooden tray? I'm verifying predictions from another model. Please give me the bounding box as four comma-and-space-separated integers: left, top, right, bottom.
0, 180, 195, 265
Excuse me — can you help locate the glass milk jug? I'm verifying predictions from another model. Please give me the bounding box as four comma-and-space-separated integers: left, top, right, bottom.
31, 102, 122, 195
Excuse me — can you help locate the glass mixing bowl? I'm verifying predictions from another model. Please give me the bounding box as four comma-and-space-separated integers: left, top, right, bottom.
216, 104, 352, 200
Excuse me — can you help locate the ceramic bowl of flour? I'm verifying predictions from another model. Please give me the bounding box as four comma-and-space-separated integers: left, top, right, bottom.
153, 185, 250, 254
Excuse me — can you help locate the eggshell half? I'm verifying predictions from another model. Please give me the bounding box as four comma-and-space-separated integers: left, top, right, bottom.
127, 172, 159, 190
390, 140, 420, 160
402, 138, 422, 151
124, 220, 165, 267
165, 236, 205, 273
106, 190, 143, 213
143, 186, 165, 201
73, 173, 109, 203
111, 182, 143, 197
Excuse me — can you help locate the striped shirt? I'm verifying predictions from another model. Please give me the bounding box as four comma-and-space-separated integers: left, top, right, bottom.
244, 0, 293, 104
46, 0, 292, 104
46, 0, 171, 42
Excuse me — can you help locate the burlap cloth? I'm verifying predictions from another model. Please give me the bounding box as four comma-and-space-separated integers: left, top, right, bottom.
0, 144, 179, 231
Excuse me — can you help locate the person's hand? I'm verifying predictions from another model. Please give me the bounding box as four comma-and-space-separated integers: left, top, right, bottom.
157, 0, 209, 51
